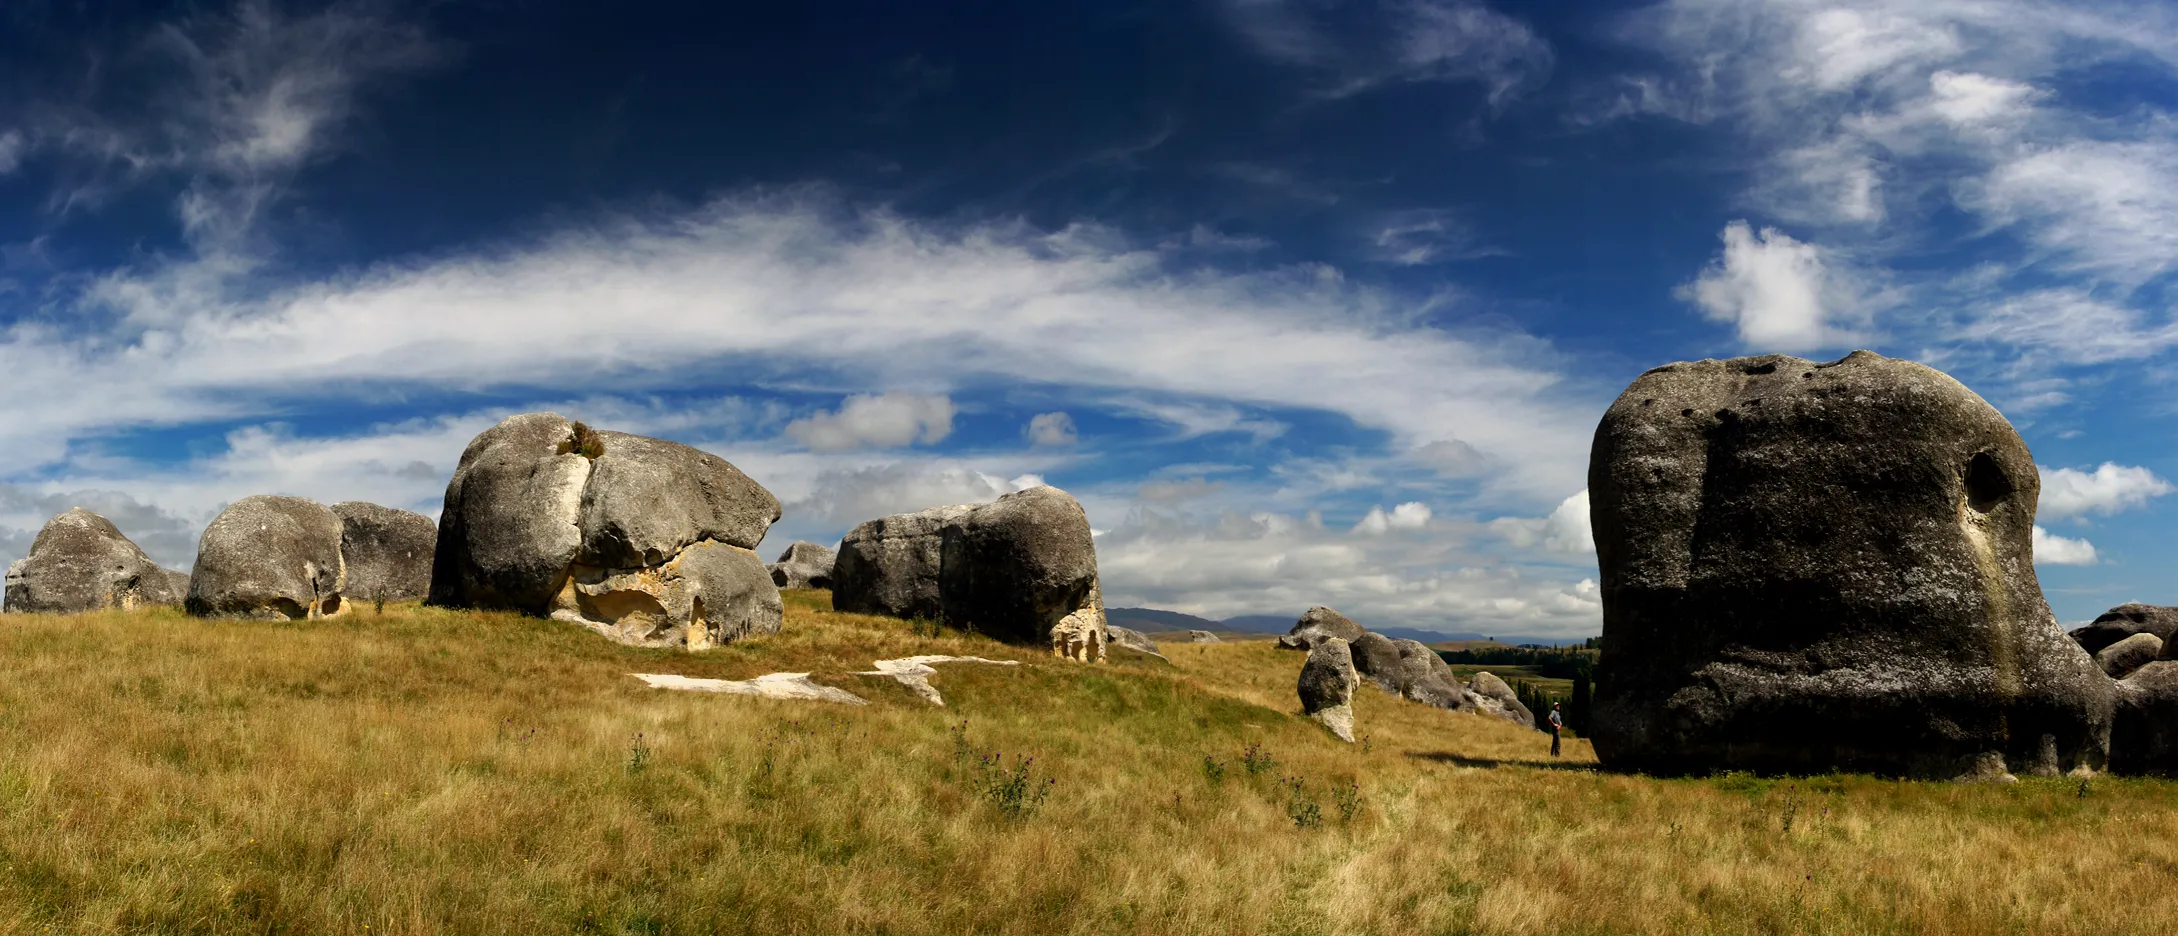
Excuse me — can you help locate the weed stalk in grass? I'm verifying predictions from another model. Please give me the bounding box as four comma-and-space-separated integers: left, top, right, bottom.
1241, 743, 1276, 777
626, 732, 652, 775
1333, 781, 1361, 824
1201, 754, 1227, 783
1283, 776, 1321, 829
975, 752, 1053, 818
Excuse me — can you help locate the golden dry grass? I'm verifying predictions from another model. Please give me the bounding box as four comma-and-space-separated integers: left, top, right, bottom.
0, 592, 2168, 934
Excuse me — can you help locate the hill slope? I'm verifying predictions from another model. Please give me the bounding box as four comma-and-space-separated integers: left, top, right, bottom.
0, 596, 2168, 933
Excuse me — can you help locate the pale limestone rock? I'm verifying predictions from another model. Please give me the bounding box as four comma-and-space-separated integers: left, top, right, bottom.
630, 672, 866, 704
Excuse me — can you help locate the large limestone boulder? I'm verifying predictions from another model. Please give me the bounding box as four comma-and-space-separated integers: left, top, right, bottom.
1589, 351, 2112, 778
1348, 631, 1404, 694
768, 541, 836, 590
428, 413, 784, 648
1277, 606, 1365, 650
1298, 636, 1358, 743
3, 509, 187, 613
187, 496, 347, 620
2112, 662, 2178, 775
834, 486, 1106, 661
2096, 633, 2163, 680
332, 502, 436, 605
2072, 604, 2178, 655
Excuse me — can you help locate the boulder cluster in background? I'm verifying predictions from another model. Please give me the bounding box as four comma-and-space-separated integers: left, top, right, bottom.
2065, 603, 2178, 775
3, 508, 190, 613
429, 413, 783, 650
1280, 605, 1535, 730
1588, 351, 2110, 780
832, 485, 1108, 663
768, 541, 836, 589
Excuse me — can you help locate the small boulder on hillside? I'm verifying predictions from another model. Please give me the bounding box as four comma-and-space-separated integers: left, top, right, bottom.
332, 502, 436, 605
1188, 630, 1221, 643
1298, 636, 1358, 743
188, 496, 348, 620
768, 541, 837, 590
1468, 671, 1536, 729
3, 508, 187, 613
429, 413, 784, 648
2097, 633, 2164, 680
1108, 625, 1162, 658
2072, 604, 2178, 655
1278, 606, 1365, 651
1348, 631, 1404, 695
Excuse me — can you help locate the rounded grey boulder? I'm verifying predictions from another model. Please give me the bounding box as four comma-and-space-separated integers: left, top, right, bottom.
3, 508, 187, 613
2072, 604, 2178, 656
1391, 638, 1473, 711
1348, 631, 1404, 695
768, 541, 837, 590
2096, 633, 2163, 680
1108, 625, 1162, 658
332, 502, 436, 605
832, 506, 974, 622
429, 413, 784, 649
1469, 672, 1535, 729
1278, 606, 1365, 651
187, 496, 347, 620
1588, 351, 2112, 778
1298, 636, 1358, 743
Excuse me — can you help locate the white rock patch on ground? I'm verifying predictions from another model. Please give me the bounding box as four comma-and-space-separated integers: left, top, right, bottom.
633, 656, 1020, 706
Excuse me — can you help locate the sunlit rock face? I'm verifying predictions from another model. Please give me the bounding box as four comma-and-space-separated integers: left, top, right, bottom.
428, 413, 783, 649
1588, 350, 2111, 779
4, 509, 186, 614
188, 496, 348, 620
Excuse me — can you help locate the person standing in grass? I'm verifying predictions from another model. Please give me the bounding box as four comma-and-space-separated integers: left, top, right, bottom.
1548, 702, 1563, 757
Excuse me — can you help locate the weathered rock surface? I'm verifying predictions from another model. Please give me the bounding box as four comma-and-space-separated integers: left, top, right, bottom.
631, 672, 868, 704
1298, 636, 1358, 743
3, 509, 186, 613
1348, 631, 1404, 695
332, 502, 436, 604
2112, 662, 2178, 775
2097, 633, 2164, 680
768, 541, 837, 589
1189, 630, 1222, 643
1278, 606, 1366, 650
1589, 351, 2112, 778
429, 413, 784, 649
1469, 671, 1535, 729
1108, 625, 1162, 657
833, 486, 1107, 661
2072, 604, 2178, 655
188, 496, 347, 620
1392, 638, 1473, 711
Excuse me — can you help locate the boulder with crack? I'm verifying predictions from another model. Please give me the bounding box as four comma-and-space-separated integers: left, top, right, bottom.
429, 413, 784, 649
4, 508, 189, 614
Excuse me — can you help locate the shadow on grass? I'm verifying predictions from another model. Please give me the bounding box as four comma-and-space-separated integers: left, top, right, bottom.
1406, 751, 1609, 773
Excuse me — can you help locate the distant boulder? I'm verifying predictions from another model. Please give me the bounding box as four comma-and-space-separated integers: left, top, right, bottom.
1468, 671, 1536, 729
1588, 351, 2110, 778
3, 508, 186, 614
2071, 604, 2178, 655
1277, 606, 1365, 651
2097, 633, 2164, 680
429, 413, 783, 648
768, 541, 837, 590
332, 502, 436, 605
1188, 630, 1221, 643
1347, 631, 1404, 695
1298, 636, 1358, 743
188, 496, 347, 620
833, 486, 1106, 662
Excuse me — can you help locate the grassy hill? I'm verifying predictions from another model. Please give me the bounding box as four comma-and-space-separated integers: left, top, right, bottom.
0, 594, 2171, 933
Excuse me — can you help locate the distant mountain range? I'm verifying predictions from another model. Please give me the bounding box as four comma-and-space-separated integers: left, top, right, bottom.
1105, 607, 1588, 648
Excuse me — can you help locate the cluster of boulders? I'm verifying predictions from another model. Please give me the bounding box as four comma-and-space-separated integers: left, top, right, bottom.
2063, 604, 2178, 775
1585, 350, 2124, 780
1284, 605, 1535, 742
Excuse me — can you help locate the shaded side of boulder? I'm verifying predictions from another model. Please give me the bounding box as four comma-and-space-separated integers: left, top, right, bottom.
2097, 632, 2164, 680
939, 486, 1102, 649
550, 541, 781, 649
187, 496, 347, 620
1588, 351, 2111, 778
333, 502, 436, 605
1279, 606, 1365, 650
1347, 631, 1404, 695
2072, 604, 2178, 655
768, 541, 837, 589
2112, 662, 2178, 775
1298, 637, 1358, 743
832, 506, 974, 621
3, 508, 185, 613
1469, 671, 1536, 729
1391, 638, 1472, 711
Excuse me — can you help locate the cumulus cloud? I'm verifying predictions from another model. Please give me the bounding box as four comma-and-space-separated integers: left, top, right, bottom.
2039, 463, 2177, 519
2033, 525, 2098, 566
783, 392, 955, 452
1680, 221, 1863, 351
1353, 501, 1432, 535
1489, 489, 1593, 555
1025, 411, 1078, 447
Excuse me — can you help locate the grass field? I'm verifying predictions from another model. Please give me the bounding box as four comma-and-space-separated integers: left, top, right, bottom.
0, 592, 2171, 934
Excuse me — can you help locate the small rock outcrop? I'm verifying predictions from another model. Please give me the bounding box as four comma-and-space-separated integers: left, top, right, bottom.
2097, 633, 2164, 680
833, 486, 1107, 662
1188, 630, 1222, 643
1588, 351, 2112, 778
1298, 636, 1358, 743
3, 509, 187, 613
1108, 625, 1162, 657
768, 541, 837, 590
2071, 604, 2178, 655
1278, 606, 1365, 650
187, 496, 348, 620
332, 502, 436, 605
2112, 662, 2178, 775
429, 413, 784, 649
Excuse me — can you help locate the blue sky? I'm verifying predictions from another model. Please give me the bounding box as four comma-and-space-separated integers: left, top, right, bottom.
1, 0, 2175, 638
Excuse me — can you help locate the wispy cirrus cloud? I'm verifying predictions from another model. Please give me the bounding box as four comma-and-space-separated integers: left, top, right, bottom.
1218, 0, 1554, 104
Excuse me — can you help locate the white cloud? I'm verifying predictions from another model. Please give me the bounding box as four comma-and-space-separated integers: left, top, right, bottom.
1025, 411, 1078, 447
1415, 438, 1489, 477
1489, 489, 1593, 555
1961, 289, 2178, 365
0, 130, 23, 175
1927, 71, 2041, 125
2039, 463, 2177, 519
1353, 501, 1432, 535
2033, 525, 2099, 566
1220, 0, 1554, 104
783, 392, 955, 452
1680, 221, 1863, 351
1967, 140, 2178, 284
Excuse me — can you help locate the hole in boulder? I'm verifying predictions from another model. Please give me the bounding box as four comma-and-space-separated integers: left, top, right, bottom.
1741, 361, 1777, 375
268, 598, 307, 621
319, 594, 342, 617
1965, 451, 2013, 513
